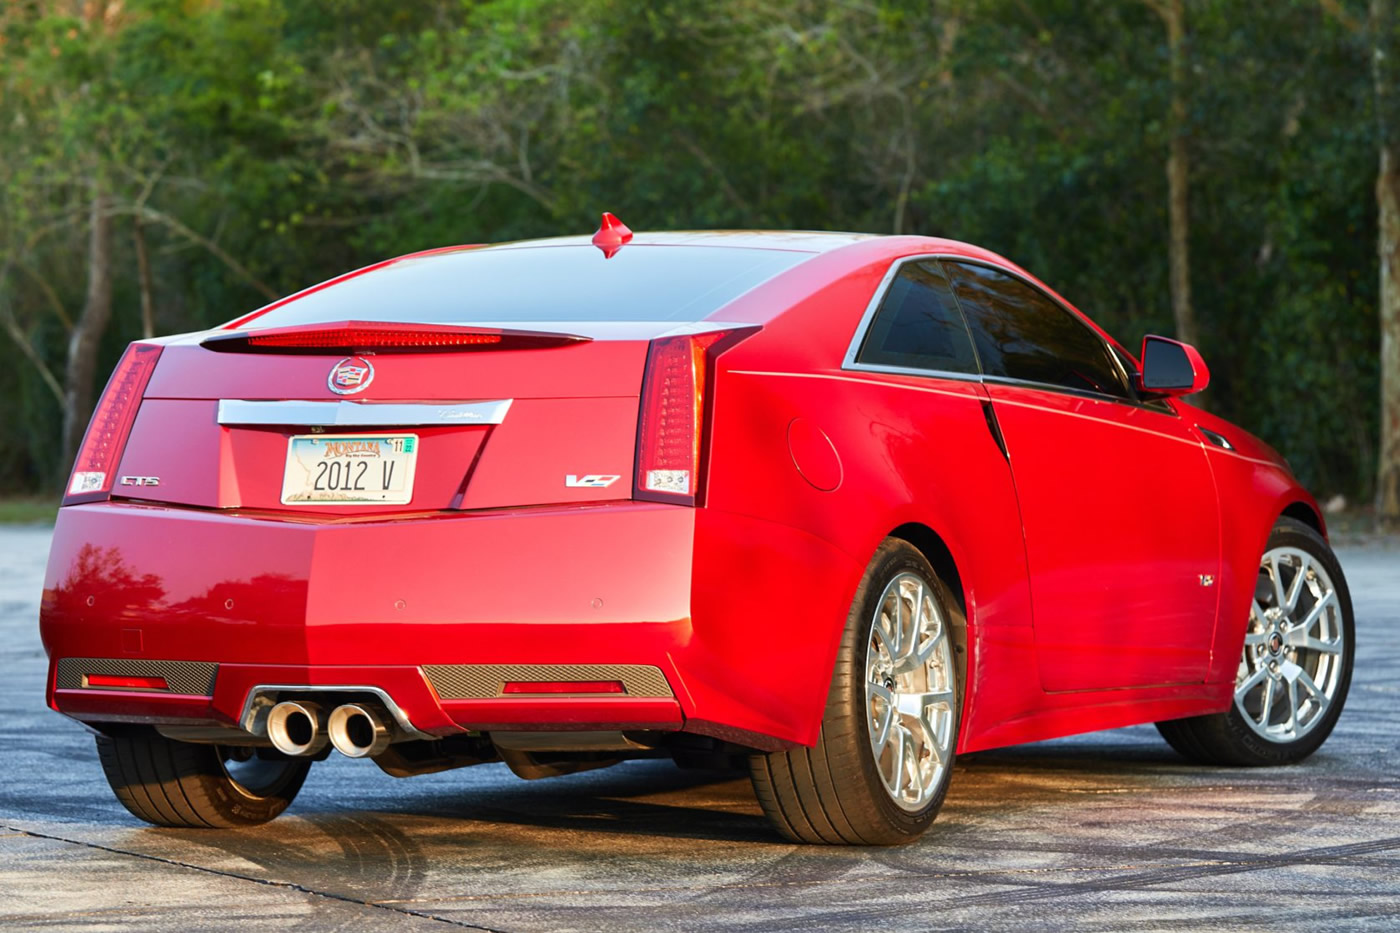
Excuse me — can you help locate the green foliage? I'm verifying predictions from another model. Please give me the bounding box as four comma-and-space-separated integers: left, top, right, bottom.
0, 0, 1385, 501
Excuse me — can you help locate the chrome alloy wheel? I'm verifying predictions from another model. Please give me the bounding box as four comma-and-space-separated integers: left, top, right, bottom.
1236, 546, 1346, 743
864, 572, 956, 811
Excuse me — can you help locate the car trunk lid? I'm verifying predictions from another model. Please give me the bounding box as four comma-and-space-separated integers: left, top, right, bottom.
116, 327, 650, 515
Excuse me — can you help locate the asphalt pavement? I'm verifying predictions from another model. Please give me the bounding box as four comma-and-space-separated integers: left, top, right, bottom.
1, 523, 1397, 931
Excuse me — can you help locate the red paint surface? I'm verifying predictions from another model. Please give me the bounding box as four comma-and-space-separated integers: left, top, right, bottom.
42, 232, 1325, 756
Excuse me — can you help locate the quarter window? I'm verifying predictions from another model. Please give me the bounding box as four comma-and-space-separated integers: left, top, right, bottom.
942, 261, 1132, 399
855, 261, 979, 375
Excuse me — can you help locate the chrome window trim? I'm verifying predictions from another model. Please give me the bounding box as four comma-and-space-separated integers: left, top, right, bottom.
982, 374, 1144, 406
840, 254, 982, 380
842, 361, 983, 385
217, 399, 512, 427
841, 253, 1158, 411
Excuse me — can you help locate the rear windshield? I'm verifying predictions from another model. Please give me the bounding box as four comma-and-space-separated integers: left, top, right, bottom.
241, 244, 812, 327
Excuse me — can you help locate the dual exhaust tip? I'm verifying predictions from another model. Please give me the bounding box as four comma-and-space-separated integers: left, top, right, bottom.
265, 700, 393, 759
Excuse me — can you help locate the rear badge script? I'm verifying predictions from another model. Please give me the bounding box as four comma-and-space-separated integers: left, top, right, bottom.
566, 474, 620, 488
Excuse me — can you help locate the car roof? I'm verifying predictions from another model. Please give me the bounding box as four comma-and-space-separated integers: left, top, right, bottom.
471, 230, 880, 253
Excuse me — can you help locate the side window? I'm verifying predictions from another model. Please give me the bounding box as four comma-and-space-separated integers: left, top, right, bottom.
942, 261, 1132, 399
855, 260, 979, 375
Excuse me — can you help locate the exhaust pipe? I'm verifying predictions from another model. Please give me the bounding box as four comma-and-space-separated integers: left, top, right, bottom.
266, 700, 328, 757
327, 703, 393, 758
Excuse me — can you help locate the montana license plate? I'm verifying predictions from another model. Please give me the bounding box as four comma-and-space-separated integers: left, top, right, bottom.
281, 434, 418, 505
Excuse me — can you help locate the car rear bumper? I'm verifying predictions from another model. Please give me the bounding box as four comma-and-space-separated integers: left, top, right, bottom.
41, 501, 862, 749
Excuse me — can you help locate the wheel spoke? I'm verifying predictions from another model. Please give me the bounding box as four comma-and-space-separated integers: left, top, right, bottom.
871, 621, 896, 666
1297, 589, 1337, 633
888, 723, 906, 793
1295, 668, 1324, 703
868, 682, 896, 755
1284, 554, 1309, 613
877, 604, 899, 660
1286, 630, 1342, 654
1258, 676, 1275, 726
1236, 665, 1269, 695
1269, 556, 1288, 610
907, 624, 945, 674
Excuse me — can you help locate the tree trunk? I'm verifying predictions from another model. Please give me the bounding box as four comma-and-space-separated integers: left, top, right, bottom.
1159, 0, 1199, 351
133, 217, 155, 339
1375, 0, 1400, 529
61, 186, 115, 474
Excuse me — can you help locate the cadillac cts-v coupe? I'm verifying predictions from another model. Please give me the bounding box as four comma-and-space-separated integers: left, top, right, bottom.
40, 217, 1353, 844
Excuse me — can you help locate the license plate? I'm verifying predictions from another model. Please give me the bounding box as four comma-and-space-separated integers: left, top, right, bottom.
281, 434, 418, 505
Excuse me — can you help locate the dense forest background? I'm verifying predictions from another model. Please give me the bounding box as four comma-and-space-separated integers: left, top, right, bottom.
2, 0, 1397, 523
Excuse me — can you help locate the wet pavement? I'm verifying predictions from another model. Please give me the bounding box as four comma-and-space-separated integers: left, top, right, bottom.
1, 523, 1397, 931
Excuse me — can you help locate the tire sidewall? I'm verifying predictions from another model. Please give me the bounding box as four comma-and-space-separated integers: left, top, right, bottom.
204, 746, 311, 825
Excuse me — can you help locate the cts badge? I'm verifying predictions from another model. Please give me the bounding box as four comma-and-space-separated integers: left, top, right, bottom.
566, 474, 620, 488
328, 356, 375, 395
119, 476, 161, 487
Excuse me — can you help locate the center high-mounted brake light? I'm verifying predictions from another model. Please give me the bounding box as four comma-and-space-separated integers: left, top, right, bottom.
64, 343, 163, 505
202, 321, 589, 354
634, 328, 756, 506
249, 328, 501, 349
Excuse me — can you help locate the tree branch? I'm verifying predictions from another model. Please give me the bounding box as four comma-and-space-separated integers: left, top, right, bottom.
116, 206, 279, 300
0, 262, 65, 406
674, 133, 748, 213
17, 262, 74, 332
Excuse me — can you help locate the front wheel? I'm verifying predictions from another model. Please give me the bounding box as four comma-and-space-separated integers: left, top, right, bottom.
749, 539, 962, 844
1157, 516, 1354, 766
97, 731, 311, 827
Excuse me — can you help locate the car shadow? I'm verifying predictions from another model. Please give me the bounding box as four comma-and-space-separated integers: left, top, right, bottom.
366, 760, 782, 846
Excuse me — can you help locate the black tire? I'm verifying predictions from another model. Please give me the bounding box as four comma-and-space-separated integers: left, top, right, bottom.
96, 732, 311, 828
749, 539, 962, 845
1157, 516, 1354, 766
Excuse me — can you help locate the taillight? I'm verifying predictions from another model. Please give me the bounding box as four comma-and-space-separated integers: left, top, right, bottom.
634, 328, 755, 506
64, 343, 162, 504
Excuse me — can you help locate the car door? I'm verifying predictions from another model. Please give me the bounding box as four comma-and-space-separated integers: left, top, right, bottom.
941, 259, 1221, 692
841, 257, 1036, 649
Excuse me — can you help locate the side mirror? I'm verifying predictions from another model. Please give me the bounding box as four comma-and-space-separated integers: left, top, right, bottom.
1138, 335, 1209, 397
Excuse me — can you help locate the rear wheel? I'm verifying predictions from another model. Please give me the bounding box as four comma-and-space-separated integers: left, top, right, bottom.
749, 539, 961, 845
1157, 517, 1353, 766
96, 732, 311, 827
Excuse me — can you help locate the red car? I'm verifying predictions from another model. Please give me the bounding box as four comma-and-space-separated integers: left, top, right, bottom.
41, 218, 1354, 845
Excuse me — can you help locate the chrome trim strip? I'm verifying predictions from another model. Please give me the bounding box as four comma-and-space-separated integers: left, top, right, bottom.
217, 399, 512, 427
842, 361, 982, 384
239, 684, 434, 741
981, 374, 1141, 406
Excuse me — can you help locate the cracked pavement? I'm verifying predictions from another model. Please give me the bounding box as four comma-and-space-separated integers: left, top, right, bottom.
2, 524, 1398, 931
